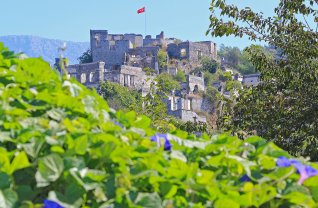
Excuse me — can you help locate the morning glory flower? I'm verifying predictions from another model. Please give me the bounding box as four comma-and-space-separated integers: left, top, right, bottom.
276, 156, 318, 184
291, 161, 318, 184
276, 156, 292, 167
114, 121, 123, 128
44, 200, 64, 208
151, 134, 172, 151
239, 174, 251, 182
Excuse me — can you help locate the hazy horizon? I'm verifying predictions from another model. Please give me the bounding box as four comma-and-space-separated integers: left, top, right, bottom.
1, 0, 279, 49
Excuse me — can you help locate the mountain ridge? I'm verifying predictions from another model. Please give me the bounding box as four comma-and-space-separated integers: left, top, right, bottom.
0, 35, 90, 65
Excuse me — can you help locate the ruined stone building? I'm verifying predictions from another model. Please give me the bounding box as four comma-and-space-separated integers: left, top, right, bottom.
64, 61, 105, 89
164, 72, 208, 123
55, 29, 218, 123
167, 41, 217, 64
90, 30, 161, 72
166, 96, 207, 123
90, 30, 217, 73
242, 73, 261, 87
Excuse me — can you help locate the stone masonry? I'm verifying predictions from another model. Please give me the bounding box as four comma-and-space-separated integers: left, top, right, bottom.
167, 41, 217, 64
55, 29, 218, 123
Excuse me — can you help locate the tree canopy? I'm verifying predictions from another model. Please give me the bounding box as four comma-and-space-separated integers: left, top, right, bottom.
77, 49, 92, 64
209, 0, 318, 160
218, 45, 256, 75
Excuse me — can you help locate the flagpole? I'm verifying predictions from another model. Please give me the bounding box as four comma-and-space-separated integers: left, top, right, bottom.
145, 8, 147, 36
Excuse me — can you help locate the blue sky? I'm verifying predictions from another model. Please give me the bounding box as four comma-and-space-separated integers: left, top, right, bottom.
1, 0, 278, 48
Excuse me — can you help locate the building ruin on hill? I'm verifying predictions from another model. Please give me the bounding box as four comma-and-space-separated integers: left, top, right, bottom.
55, 29, 218, 123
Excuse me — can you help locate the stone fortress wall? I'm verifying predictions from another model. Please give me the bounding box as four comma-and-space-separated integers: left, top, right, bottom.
56, 29, 219, 123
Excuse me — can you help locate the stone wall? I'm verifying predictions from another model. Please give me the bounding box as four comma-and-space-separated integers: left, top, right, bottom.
90, 30, 109, 63
91, 30, 146, 69
168, 109, 206, 123
187, 74, 205, 93
242, 73, 261, 87
165, 96, 207, 123
66, 61, 105, 88
197, 41, 217, 59
127, 46, 160, 71
104, 65, 153, 91
143, 31, 165, 47
167, 41, 217, 64
190, 96, 212, 113
167, 67, 178, 76
124, 34, 143, 48
167, 42, 190, 60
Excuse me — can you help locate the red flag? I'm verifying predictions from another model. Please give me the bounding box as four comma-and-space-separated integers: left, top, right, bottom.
137, 7, 145, 14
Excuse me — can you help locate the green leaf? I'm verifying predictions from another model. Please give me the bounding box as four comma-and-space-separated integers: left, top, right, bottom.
258, 155, 276, 170
16, 185, 34, 202
48, 189, 83, 208
134, 115, 151, 128
214, 198, 240, 208
0, 148, 10, 174
22, 138, 45, 159
282, 192, 315, 207
260, 142, 290, 158
0, 189, 18, 208
160, 182, 178, 199
74, 135, 88, 155
9, 151, 30, 174
36, 154, 64, 187
303, 175, 318, 187
50, 146, 65, 154
135, 192, 163, 208
308, 187, 318, 201
0, 172, 11, 189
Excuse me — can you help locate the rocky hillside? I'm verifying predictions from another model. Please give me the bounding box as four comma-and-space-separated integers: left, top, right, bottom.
0, 35, 89, 65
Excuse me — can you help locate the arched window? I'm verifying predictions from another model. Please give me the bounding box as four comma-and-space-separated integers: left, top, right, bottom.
94, 34, 101, 47
81, 73, 86, 83
89, 72, 94, 82
180, 48, 187, 57
193, 85, 199, 93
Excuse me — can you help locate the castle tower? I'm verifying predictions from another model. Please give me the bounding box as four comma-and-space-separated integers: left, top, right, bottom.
90, 30, 109, 62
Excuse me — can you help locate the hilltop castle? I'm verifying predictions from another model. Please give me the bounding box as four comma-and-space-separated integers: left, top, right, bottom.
56, 30, 218, 123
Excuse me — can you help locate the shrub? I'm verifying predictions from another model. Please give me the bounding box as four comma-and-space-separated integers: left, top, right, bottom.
0, 43, 318, 207
173, 70, 186, 82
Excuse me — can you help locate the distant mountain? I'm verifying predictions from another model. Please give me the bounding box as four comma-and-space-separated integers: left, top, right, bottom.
0, 35, 90, 65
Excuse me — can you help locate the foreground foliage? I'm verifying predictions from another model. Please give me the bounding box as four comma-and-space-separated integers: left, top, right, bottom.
0, 43, 318, 207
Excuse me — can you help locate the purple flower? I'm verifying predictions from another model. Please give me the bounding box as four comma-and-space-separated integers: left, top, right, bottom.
151, 134, 172, 151
276, 157, 318, 184
291, 162, 318, 184
240, 174, 251, 182
44, 200, 64, 208
113, 121, 123, 128
276, 156, 292, 167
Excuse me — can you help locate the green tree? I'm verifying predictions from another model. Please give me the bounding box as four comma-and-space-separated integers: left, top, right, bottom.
141, 91, 171, 132
209, 0, 318, 160
174, 70, 186, 82
98, 81, 141, 111
219, 46, 241, 67
205, 85, 220, 107
218, 45, 256, 75
200, 56, 218, 73
157, 49, 167, 71
155, 73, 180, 94
237, 50, 256, 75
78, 49, 92, 64
143, 67, 156, 75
